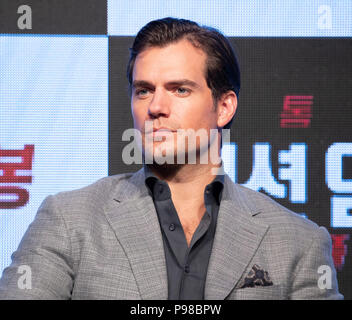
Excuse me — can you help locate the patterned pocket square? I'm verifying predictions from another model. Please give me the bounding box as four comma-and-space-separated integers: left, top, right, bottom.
239, 264, 273, 288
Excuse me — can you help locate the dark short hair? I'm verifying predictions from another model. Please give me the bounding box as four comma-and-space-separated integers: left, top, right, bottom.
127, 17, 240, 129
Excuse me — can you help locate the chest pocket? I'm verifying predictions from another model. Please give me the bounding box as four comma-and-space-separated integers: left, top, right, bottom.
226, 284, 286, 300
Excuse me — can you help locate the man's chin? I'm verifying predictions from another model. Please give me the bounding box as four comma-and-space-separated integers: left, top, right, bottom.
144, 147, 197, 166
150, 151, 179, 166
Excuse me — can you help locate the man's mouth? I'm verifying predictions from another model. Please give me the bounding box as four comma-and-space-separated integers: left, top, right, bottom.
151, 128, 176, 137
153, 127, 174, 132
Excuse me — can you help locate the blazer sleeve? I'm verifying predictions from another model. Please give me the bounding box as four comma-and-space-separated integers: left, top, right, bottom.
0, 195, 74, 299
290, 226, 344, 300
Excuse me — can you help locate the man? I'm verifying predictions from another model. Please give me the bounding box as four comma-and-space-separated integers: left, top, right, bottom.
0, 17, 343, 299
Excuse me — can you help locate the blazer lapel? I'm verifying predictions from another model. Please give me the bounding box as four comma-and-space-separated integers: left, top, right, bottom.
205, 175, 270, 300
104, 169, 269, 300
103, 169, 168, 300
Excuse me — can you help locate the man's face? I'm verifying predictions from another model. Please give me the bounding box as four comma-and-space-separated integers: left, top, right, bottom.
131, 39, 220, 164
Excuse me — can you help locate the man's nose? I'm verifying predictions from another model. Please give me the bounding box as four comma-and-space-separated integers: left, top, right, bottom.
148, 88, 170, 118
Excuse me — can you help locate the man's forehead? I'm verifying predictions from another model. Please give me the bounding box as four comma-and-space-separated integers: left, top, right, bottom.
137, 38, 204, 58
132, 40, 207, 84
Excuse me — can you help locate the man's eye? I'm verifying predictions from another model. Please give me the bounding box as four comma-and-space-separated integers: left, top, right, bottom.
176, 87, 190, 95
136, 88, 149, 97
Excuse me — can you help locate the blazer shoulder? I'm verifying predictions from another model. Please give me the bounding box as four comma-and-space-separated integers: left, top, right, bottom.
39, 172, 136, 223
232, 184, 335, 268
53, 172, 133, 202
233, 183, 320, 232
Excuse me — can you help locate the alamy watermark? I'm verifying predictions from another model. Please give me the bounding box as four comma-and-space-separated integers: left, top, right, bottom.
317, 5, 332, 30
17, 265, 32, 290
17, 5, 32, 30
122, 121, 230, 174
317, 265, 332, 290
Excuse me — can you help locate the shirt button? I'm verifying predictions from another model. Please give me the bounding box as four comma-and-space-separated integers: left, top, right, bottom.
184, 265, 190, 273
205, 187, 210, 194
169, 223, 175, 231
158, 185, 163, 194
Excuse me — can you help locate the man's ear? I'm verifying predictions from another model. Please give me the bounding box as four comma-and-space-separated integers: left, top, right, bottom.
216, 90, 238, 128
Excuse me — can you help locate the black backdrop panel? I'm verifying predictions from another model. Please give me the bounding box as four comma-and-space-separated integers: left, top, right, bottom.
109, 37, 352, 298
0, 0, 107, 34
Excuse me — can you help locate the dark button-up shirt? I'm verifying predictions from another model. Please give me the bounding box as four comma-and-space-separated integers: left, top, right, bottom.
144, 165, 224, 300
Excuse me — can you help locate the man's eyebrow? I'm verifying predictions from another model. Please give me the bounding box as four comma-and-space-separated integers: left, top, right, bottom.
132, 79, 200, 89
132, 80, 153, 89
165, 79, 201, 89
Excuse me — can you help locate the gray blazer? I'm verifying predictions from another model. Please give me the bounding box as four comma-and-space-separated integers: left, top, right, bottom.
0, 168, 343, 299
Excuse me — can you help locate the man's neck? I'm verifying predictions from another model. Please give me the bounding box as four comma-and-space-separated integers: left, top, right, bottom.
146, 162, 223, 246
146, 162, 222, 203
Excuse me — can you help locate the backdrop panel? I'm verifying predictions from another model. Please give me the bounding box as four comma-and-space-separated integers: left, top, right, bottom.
0, 35, 108, 274
109, 36, 352, 298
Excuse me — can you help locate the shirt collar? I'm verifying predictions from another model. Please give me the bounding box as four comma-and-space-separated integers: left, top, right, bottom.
144, 164, 224, 204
